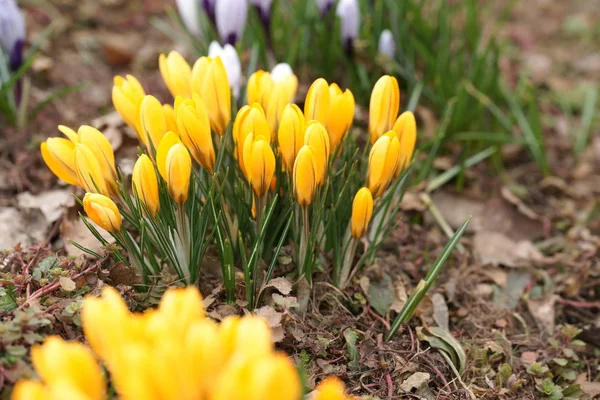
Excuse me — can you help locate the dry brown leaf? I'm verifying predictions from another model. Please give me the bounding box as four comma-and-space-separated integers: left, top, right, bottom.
0, 207, 48, 250
473, 231, 543, 268
17, 189, 73, 223
60, 215, 115, 258
527, 295, 557, 334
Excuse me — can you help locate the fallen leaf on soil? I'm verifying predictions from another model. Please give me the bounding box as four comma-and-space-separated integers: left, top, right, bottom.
432, 293, 449, 331
417, 326, 466, 374
500, 186, 540, 220
255, 305, 284, 342
578, 381, 600, 397
493, 269, 531, 309
389, 278, 408, 313
263, 276, 293, 295
0, 207, 48, 250
527, 295, 557, 334
473, 231, 543, 267
361, 273, 395, 316
60, 215, 115, 258
17, 189, 73, 223
399, 371, 431, 393
520, 351, 537, 365
59, 276, 77, 292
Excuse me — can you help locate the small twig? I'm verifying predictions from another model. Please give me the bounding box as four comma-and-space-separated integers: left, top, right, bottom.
23, 247, 43, 298
385, 373, 393, 398
367, 307, 390, 330
420, 193, 467, 254
557, 297, 600, 309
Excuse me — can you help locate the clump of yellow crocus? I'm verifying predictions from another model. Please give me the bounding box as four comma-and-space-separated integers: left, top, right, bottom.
191, 56, 231, 136
83, 193, 122, 233
351, 187, 373, 238
304, 78, 330, 124
74, 144, 109, 195
132, 154, 160, 216
112, 74, 145, 134
175, 94, 216, 172
156, 132, 192, 205
367, 131, 400, 198
40, 137, 79, 186
139, 95, 169, 151
369, 75, 400, 144
326, 83, 355, 149
159, 50, 192, 99
392, 110, 417, 175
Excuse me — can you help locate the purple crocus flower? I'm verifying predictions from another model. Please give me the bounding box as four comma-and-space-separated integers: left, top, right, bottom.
250, 0, 273, 29
201, 0, 217, 24
315, 0, 334, 17
0, 0, 26, 71
215, 0, 248, 46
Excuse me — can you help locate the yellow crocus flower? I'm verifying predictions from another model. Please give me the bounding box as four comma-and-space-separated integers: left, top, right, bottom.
159, 51, 192, 99
293, 145, 318, 207
156, 132, 192, 204
392, 110, 417, 175
40, 137, 78, 185
74, 144, 109, 195
132, 154, 160, 216
367, 131, 400, 198
163, 104, 179, 136
304, 78, 330, 124
139, 95, 168, 151
303, 121, 330, 184
242, 133, 276, 198
191, 56, 231, 136
30, 336, 105, 400
233, 103, 270, 176
351, 187, 373, 238
369, 75, 400, 144
277, 103, 305, 172
59, 125, 118, 193
112, 74, 145, 134
326, 83, 355, 149
175, 94, 215, 172
83, 193, 122, 233
313, 377, 354, 400
246, 70, 273, 109
11, 380, 45, 400
265, 74, 298, 135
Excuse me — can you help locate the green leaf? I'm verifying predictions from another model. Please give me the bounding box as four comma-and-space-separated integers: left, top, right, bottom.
32, 256, 58, 281
427, 326, 467, 374
0, 285, 18, 312
553, 358, 568, 367
343, 328, 360, 371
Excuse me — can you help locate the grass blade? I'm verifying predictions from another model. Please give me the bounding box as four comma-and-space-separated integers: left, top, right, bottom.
574, 87, 598, 155
386, 216, 471, 340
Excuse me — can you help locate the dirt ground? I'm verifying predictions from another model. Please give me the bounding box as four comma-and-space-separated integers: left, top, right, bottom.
1, 0, 599, 399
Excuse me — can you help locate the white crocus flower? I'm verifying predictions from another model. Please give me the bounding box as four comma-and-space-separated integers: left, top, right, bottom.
335, 0, 359, 54
208, 41, 242, 99
215, 0, 249, 45
270, 63, 294, 83
378, 29, 395, 58
176, 0, 201, 36
0, 0, 26, 71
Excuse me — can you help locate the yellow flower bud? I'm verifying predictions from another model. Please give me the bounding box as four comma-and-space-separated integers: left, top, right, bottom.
293, 145, 318, 207
392, 111, 417, 175
191, 56, 231, 136
139, 95, 168, 150
74, 144, 109, 194
156, 132, 192, 205
246, 70, 273, 109
132, 154, 160, 216
243, 133, 276, 198
220, 315, 273, 360
314, 377, 353, 400
82, 286, 133, 364
304, 121, 330, 184
59, 125, 118, 193
83, 193, 122, 233
211, 353, 301, 400
11, 380, 45, 400
304, 78, 330, 124
326, 83, 355, 149
31, 336, 105, 400
367, 132, 400, 198
266, 74, 298, 134
351, 187, 373, 238
40, 137, 78, 185
278, 103, 305, 172
159, 51, 192, 99
233, 104, 270, 176
163, 104, 179, 136
175, 94, 215, 172
112, 74, 145, 133
369, 75, 400, 144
